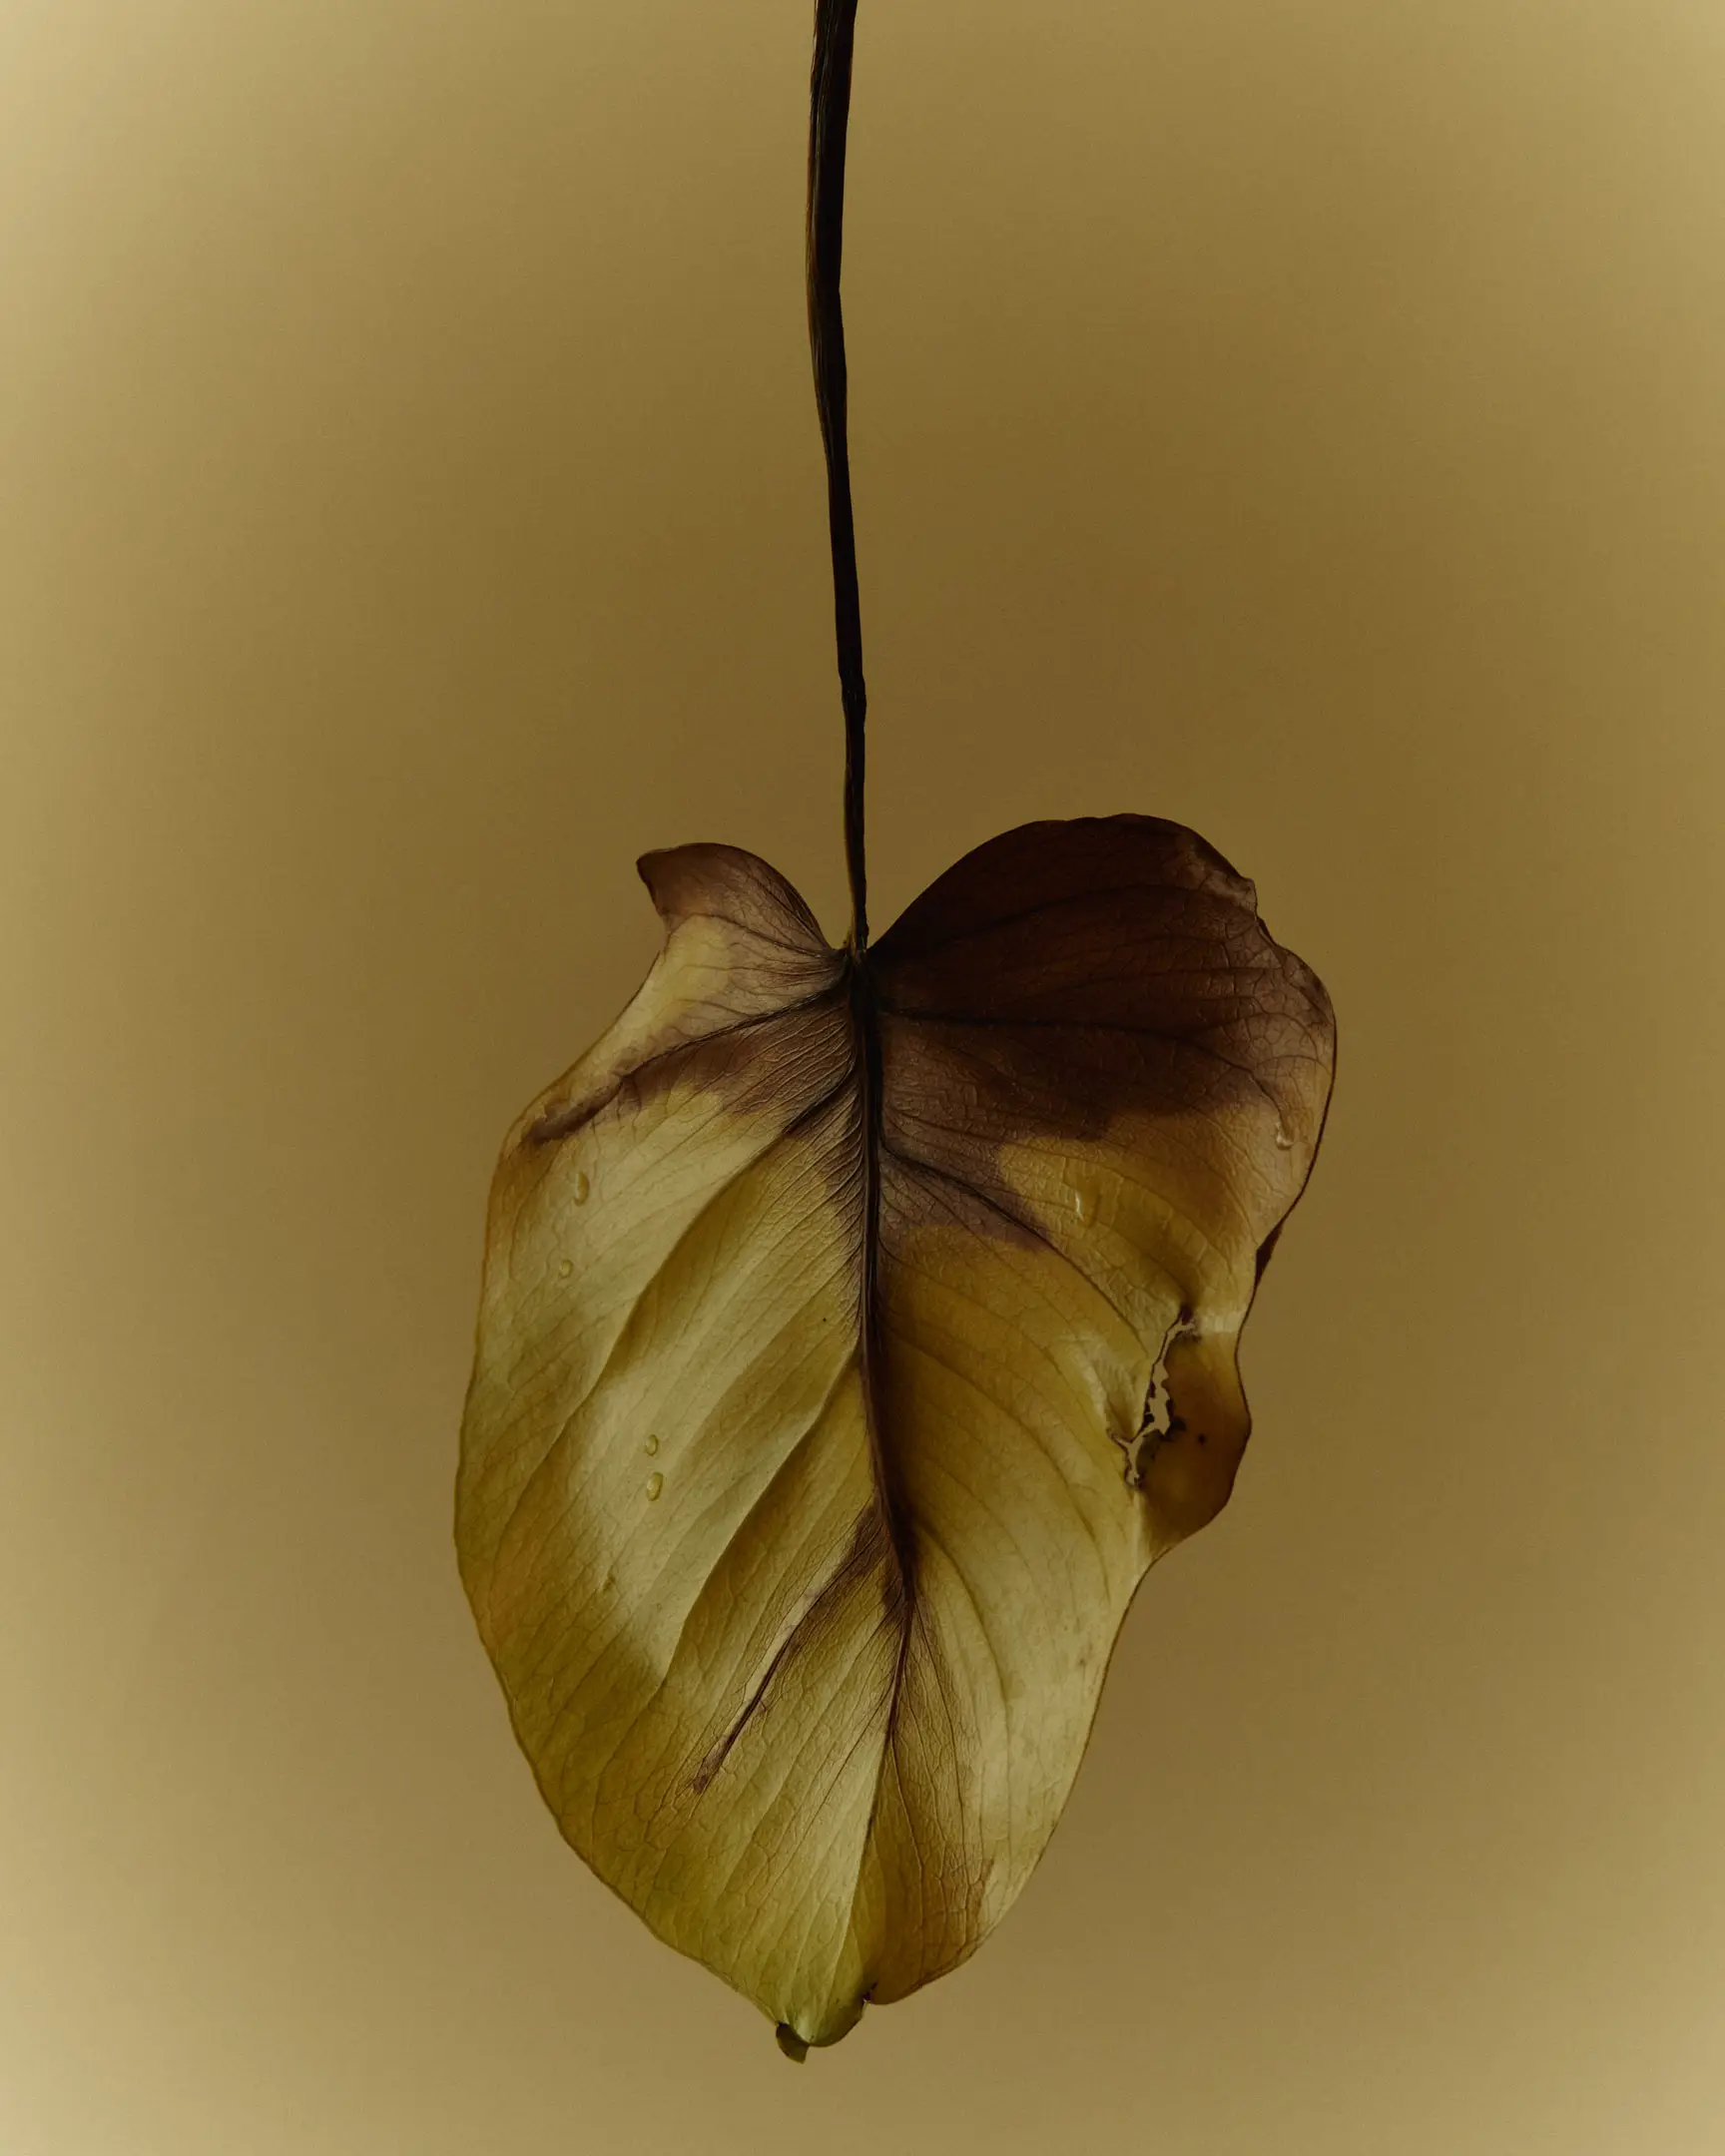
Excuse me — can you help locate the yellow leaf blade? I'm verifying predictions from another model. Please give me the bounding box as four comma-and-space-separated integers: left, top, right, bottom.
458, 817, 1335, 2049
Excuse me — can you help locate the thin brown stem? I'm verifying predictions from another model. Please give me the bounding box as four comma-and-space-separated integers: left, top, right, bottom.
808, 0, 867, 952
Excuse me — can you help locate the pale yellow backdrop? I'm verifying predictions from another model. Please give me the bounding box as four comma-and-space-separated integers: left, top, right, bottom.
4, 2, 1723, 2150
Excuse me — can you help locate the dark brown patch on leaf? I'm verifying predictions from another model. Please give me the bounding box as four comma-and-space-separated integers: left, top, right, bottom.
639, 840, 829, 948
871, 814, 1332, 1171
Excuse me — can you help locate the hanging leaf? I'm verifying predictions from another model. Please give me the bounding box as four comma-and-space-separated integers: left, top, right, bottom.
458, 0, 1338, 2061
457, 812, 1334, 2054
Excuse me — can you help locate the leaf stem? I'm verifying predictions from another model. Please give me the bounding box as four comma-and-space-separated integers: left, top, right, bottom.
808, 0, 867, 953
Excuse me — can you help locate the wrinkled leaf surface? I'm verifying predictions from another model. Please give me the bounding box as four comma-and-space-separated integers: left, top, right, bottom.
457, 815, 1334, 2051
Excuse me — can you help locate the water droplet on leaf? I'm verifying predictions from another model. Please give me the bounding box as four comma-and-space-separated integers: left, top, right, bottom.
645, 1471, 664, 1502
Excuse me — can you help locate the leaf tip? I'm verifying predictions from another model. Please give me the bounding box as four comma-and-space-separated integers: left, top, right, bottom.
774, 2023, 811, 2064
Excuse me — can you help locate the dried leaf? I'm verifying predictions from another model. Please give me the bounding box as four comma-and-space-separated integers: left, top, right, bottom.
457, 814, 1334, 2051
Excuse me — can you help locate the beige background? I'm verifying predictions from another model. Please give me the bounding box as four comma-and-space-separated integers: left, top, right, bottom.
4, 1, 1723, 2149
